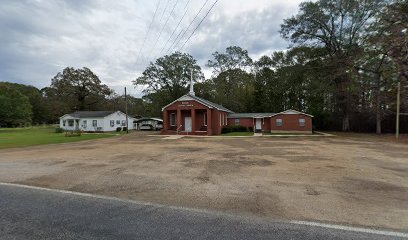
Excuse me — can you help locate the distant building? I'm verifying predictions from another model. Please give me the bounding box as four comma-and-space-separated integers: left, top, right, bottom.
161, 79, 313, 135
59, 111, 136, 132
135, 117, 163, 131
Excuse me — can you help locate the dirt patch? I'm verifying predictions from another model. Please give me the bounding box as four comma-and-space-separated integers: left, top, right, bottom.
1, 132, 408, 230
344, 177, 408, 192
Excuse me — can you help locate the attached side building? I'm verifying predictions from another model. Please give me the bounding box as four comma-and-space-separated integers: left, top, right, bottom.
59, 111, 136, 132
228, 110, 313, 134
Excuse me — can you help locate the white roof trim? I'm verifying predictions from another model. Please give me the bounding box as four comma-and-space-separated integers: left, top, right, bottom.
271, 109, 314, 118
161, 94, 214, 111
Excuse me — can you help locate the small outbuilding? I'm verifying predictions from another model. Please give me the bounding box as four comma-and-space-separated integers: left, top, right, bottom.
59, 111, 136, 132
135, 117, 163, 131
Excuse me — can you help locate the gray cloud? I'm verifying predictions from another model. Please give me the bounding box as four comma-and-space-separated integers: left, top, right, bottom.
0, 0, 301, 96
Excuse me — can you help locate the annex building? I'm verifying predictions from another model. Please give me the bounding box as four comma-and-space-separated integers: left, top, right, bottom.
161, 83, 313, 135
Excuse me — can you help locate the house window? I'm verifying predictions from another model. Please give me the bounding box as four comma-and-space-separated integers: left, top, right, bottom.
83, 120, 87, 128
224, 114, 227, 125
299, 118, 305, 127
63, 120, 66, 126
276, 119, 283, 126
235, 119, 240, 125
92, 120, 97, 127
122, 120, 126, 126
116, 120, 120, 125
110, 120, 114, 127
170, 113, 176, 126
68, 119, 74, 127
204, 112, 207, 126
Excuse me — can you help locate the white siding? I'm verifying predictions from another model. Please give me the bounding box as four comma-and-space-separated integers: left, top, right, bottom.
59, 111, 136, 132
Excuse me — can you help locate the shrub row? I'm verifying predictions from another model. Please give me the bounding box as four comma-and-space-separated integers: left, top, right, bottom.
221, 125, 250, 134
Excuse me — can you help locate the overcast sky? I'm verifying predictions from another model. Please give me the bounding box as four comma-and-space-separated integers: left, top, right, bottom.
0, 0, 303, 97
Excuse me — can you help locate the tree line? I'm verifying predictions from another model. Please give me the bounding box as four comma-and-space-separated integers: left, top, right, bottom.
0, 67, 147, 127
135, 0, 407, 133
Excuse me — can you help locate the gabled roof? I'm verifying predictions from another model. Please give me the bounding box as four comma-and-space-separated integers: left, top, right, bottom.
162, 94, 234, 113
272, 109, 314, 117
228, 110, 313, 118
60, 111, 117, 119
228, 113, 275, 118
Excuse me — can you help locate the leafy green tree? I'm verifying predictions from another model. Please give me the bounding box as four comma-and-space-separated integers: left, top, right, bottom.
280, 0, 385, 131
206, 46, 255, 112
133, 52, 203, 116
207, 46, 253, 74
0, 85, 32, 127
133, 52, 203, 99
48, 67, 113, 111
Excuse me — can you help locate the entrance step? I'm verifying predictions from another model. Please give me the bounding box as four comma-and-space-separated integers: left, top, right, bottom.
163, 135, 184, 140
254, 132, 263, 137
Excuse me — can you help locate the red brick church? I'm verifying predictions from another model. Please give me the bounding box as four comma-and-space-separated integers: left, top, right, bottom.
161, 80, 313, 135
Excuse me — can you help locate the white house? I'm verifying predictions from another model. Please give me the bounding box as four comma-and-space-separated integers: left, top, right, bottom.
59, 111, 137, 132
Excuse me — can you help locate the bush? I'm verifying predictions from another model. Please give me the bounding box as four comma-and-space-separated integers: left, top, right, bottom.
116, 127, 122, 132
55, 127, 64, 133
123, 127, 127, 131
248, 127, 253, 132
221, 126, 232, 134
222, 125, 248, 134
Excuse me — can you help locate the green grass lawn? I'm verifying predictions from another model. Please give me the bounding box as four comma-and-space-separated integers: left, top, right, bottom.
221, 132, 254, 136
0, 126, 118, 149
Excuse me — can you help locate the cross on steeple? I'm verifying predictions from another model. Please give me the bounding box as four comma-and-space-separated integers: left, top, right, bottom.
189, 70, 195, 96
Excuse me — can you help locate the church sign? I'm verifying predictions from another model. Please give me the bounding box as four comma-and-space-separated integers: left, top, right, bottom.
178, 101, 194, 107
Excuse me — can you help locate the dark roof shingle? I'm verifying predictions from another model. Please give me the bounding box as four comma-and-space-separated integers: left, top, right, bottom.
69, 111, 116, 118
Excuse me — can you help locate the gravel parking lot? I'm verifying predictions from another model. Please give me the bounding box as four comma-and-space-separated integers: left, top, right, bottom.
0, 132, 407, 230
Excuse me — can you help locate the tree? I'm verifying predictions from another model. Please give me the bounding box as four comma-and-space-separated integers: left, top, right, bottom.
207, 46, 253, 74
0, 82, 46, 124
372, 0, 408, 114
133, 52, 203, 100
48, 67, 113, 111
0, 85, 32, 127
206, 46, 255, 112
280, 0, 385, 131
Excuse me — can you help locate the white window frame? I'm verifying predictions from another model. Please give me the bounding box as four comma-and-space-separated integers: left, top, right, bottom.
299, 118, 305, 127
276, 118, 283, 127
121, 120, 126, 126
92, 120, 97, 127
116, 120, 120, 125
204, 112, 207, 126
63, 120, 66, 126
170, 113, 176, 126
68, 119, 74, 127
83, 120, 87, 128
110, 120, 114, 127
235, 118, 240, 126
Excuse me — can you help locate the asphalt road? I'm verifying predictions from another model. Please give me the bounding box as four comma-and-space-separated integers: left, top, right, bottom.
0, 184, 406, 240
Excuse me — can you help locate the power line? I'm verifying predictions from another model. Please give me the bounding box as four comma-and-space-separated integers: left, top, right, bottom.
148, 0, 180, 60
165, 0, 210, 54
136, 0, 162, 64
158, 0, 191, 57
136, 0, 161, 62
178, 0, 218, 52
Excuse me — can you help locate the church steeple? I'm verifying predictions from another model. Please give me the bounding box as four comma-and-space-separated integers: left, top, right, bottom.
189, 70, 195, 96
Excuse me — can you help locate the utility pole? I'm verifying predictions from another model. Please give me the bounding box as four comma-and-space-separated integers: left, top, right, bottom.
125, 87, 129, 134
396, 81, 400, 140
